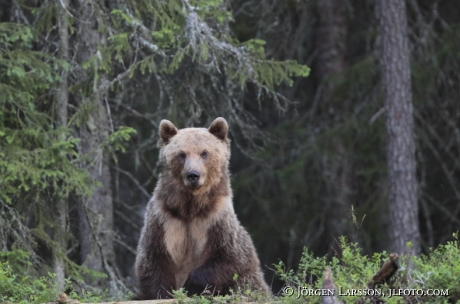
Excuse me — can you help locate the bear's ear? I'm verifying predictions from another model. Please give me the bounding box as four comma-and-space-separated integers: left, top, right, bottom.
208, 117, 228, 141
158, 119, 178, 146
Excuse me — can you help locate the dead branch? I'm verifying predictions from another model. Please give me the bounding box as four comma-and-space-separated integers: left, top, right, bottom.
367, 253, 399, 289
322, 267, 342, 304
114, 236, 137, 256
115, 209, 141, 230
113, 166, 151, 199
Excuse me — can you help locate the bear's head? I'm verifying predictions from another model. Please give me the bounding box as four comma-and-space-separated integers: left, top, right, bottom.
157, 117, 230, 193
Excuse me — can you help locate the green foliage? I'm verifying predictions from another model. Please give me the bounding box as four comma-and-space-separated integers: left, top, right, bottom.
0, 128, 91, 203
166, 272, 271, 303
0, 250, 32, 275
0, 259, 130, 304
275, 247, 326, 289
2, 0, 309, 298
107, 126, 137, 154
411, 233, 460, 300
0, 261, 57, 304
275, 236, 460, 303
1, 236, 458, 303
189, 0, 230, 22
0, 21, 92, 261
171, 288, 189, 303
66, 281, 132, 303
0, 249, 128, 304
170, 285, 270, 304
105, 0, 309, 92
0, 22, 87, 201
0, 18, 133, 284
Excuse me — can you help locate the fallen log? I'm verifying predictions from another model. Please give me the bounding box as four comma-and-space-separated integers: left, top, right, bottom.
54, 293, 177, 304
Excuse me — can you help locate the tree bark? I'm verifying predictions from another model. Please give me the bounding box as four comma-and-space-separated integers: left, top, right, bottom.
313, 0, 347, 91
313, 0, 352, 244
75, 0, 116, 289
54, 0, 70, 292
379, 0, 420, 255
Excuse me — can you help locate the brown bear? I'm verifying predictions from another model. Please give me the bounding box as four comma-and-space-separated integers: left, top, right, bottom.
135, 117, 270, 299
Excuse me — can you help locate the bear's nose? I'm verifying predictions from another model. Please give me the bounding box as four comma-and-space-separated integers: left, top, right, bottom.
186, 171, 200, 183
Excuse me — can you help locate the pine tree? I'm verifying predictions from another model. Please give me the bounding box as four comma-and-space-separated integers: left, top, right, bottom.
0, 0, 309, 295
380, 0, 420, 255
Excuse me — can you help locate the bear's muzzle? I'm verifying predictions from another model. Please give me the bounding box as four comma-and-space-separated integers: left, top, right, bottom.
186, 170, 200, 186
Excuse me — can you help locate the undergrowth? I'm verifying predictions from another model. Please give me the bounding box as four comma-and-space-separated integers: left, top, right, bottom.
0, 253, 130, 304
275, 233, 460, 304
0, 262, 56, 303
1, 234, 459, 303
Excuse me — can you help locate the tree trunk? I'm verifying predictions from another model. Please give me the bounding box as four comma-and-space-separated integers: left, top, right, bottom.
313, 0, 353, 245
313, 0, 347, 92
75, 0, 117, 290
54, 0, 70, 292
380, 0, 420, 255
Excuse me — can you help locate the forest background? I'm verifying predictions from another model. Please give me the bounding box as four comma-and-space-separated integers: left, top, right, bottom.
1, 0, 460, 299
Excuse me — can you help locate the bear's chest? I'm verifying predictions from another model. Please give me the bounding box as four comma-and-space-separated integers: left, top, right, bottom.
163, 217, 211, 288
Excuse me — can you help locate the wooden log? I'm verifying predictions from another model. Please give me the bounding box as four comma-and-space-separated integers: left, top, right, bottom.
88, 301, 176, 304
84, 301, 275, 304
54, 293, 278, 304
85, 301, 176, 304
53, 293, 178, 304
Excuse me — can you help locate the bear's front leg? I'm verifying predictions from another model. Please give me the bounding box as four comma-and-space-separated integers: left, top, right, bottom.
136, 252, 176, 299
183, 241, 262, 297
135, 214, 177, 300
183, 252, 238, 296
182, 219, 269, 297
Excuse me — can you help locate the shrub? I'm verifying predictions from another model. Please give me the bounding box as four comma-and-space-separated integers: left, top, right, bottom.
0, 261, 57, 304
275, 234, 460, 303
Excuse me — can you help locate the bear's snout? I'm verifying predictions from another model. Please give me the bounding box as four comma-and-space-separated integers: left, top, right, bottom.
186, 170, 200, 185
182, 156, 206, 189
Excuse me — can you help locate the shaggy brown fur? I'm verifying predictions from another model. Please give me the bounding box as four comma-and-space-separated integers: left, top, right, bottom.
135, 118, 270, 299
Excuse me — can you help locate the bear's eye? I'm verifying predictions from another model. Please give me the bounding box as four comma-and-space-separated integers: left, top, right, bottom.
178, 152, 186, 160
201, 151, 208, 158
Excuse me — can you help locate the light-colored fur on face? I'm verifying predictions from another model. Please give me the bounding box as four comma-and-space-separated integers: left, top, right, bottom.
158, 118, 230, 195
